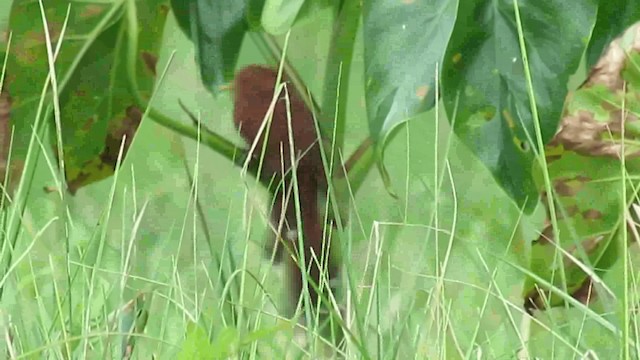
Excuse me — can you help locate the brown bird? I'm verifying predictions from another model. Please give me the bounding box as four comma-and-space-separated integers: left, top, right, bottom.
232, 64, 337, 314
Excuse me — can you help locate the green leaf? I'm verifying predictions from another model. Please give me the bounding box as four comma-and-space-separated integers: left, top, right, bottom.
441, 0, 597, 212
296, 0, 339, 28
527, 22, 640, 308
526, 153, 625, 307
178, 322, 216, 360
261, 0, 305, 35
585, 0, 640, 68
259, 0, 333, 35
247, 0, 268, 29
363, 0, 457, 145
210, 327, 240, 358
169, 0, 254, 93
3, 0, 167, 193
379, 116, 531, 357
238, 320, 293, 346
176, 321, 289, 360
55, 0, 169, 193
169, 0, 191, 36
527, 245, 640, 358
4, 1, 121, 163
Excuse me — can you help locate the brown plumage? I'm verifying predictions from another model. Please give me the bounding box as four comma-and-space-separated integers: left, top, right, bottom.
232, 64, 336, 311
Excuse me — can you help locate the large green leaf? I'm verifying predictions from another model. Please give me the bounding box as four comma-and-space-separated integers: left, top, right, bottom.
169, 0, 260, 93
585, 0, 640, 68
55, 0, 169, 193
4, 0, 167, 194
526, 20, 640, 308
441, 0, 597, 212
363, 0, 457, 145
378, 116, 530, 357
4, 0, 122, 164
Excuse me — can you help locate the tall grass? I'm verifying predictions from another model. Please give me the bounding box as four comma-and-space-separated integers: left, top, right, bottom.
1, 2, 639, 359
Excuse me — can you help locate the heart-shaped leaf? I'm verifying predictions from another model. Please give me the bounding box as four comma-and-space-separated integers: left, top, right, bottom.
441, 0, 597, 212
363, 0, 457, 145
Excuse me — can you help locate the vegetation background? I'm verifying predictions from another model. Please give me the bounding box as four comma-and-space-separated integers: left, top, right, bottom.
1, 0, 639, 359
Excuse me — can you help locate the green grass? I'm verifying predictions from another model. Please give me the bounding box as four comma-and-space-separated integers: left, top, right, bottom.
2, 4, 640, 360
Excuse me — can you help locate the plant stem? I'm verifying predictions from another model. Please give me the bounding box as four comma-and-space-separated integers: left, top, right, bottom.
341, 137, 374, 190
146, 107, 280, 187
321, 0, 361, 161
318, 1, 367, 230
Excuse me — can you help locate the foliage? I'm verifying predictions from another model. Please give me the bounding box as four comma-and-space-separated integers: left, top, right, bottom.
2, 0, 640, 358
363, 0, 457, 183
3, 0, 168, 192
442, 0, 596, 212
169, 0, 254, 93
524, 19, 640, 320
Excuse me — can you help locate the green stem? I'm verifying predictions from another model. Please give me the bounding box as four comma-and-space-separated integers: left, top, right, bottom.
321, 0, 361, 161
341, 137, 375, 191
147, 108, 279, 186
148, 108, 243, 166
318, 1, 363, 232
